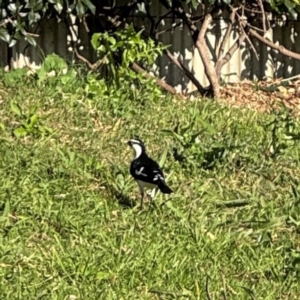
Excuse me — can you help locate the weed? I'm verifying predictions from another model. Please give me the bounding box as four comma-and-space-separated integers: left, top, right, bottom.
10, 102, 52, 138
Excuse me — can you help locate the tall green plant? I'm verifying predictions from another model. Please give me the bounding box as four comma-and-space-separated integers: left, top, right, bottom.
91, 24, 166, 86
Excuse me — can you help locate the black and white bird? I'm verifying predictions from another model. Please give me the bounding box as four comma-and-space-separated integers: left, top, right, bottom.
128, 138, 173, 208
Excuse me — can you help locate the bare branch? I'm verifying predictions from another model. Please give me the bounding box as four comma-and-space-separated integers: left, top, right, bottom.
216, 31, 247, 79
74, 48, 106, 70
243, 6, 264, 14
0, 17, 13, 27
163, 3, 198, 38
248, 28, 300, 60
215, 6, 249, 79
156, 21, 183, 36
257, 0, 267, 32
154, 11, 172, 36
130, 62, 177, 94
141, 29, 206, 94
281, 74, 300, 82
164, 49, 206, 94
256, 0, 271, 35
244, 23, 268, 33
235, 11, 259, 59
217, 7, 239, 60
100, 1, 139, 29
82, 15, 90, 32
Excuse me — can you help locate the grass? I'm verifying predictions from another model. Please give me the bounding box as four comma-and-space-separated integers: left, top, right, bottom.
1, 67, 300, 300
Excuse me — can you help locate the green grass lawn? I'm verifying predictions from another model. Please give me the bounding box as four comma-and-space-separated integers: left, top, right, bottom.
1, 68, 300, 299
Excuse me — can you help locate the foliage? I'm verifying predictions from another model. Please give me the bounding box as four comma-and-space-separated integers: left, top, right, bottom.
91, 25, 166, 85
10, 101, 52, 138
1, 65, 300, 298
35, 53, 79, 91
83, 71, 164, 117
0, 0, 96, 46
177, 0, 300, 14
268, 0, 300, 16
1, 1, 300, 98
3, 67, 28, 86
1, 0, 299, 47
88, 26, 166, 113
91, 25, 163, 70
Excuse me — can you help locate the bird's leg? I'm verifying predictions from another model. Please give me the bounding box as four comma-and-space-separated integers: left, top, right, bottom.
149, 188, 158, 208
140, 192, 144, 209
137, 183, 145, 209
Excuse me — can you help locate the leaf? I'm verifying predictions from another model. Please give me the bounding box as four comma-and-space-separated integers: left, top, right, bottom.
41, 54, 67, 72
96, 272, 112, 281
11, 103, 22, 116
32, 0, 44, 10
1, 200, 10, 219
25, 35, 37, 47
8, 3, 17, 12
40, 125, 53, 134
76, 2, 85, 17
191, 0, 200, 9
136, 2, 146, 14
13, 127, 28, 138
106, 36, 116, 45
36, 68, 47, 81
54, 2, 63, 13
0, 8, 7, 18
82, 0, 96, 14
0, 28, 11, 43
8, 39, 17, 47
285, 0, 296, 9
290, 8, 298, 19
198, 117, 217, 134
28, 115, 39, 128
60, 74, 71, 85
159, 147, 169, 167
91, 33, 101, 49
97, 45, 106, 53
28, 11, 41, 25
269, 0, 281, 12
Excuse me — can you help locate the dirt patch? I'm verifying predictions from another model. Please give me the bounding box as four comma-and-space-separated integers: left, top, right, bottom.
219, 78, 300, 114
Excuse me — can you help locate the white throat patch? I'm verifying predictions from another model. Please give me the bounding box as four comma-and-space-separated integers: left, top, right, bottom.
132, 143, 143, 159
130, 139, 141, 144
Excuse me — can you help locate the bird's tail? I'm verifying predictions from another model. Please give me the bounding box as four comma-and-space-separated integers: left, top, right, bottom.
158, 181, 173, 194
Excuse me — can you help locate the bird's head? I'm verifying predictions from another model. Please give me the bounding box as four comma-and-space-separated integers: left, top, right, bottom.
128, 138, 146, 159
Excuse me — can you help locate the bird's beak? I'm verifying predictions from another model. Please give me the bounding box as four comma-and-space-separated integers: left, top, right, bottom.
127, 140, 132, 146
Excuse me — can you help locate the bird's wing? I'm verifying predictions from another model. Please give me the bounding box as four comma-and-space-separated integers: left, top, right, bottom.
132, 158, 165, 185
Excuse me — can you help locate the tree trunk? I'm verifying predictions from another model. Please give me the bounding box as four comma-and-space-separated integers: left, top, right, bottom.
195, 14, 220, 98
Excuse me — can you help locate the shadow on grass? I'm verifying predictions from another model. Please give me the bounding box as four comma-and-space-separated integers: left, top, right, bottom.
173, 146, 227, 170
173, 145, 244, 171
103, 183, 136, 208
114, 191, 136, 208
